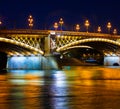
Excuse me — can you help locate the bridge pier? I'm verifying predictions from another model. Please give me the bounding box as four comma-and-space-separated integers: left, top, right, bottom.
104, 56, 120, 66
7, 55, 59, 70
7, 55, 43, 69
41, 55, 58, 70
42, 34, 59, 70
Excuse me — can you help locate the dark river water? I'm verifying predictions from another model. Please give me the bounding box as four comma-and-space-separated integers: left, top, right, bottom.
1, 66, 120, 109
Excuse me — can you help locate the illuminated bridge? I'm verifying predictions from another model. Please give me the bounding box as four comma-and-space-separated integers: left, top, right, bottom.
0, 29, 120, 69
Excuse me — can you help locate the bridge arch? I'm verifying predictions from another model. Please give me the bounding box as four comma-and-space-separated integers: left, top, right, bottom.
0, 37, 44, 56
56, 38, 120, 55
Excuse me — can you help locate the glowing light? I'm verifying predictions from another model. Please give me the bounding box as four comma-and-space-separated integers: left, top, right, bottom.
28, 15, 33, 29
50, 31, 56, 35
57, 34, 61, 37
0, 37, 44, 55
0, 20, 2, 25
104, 56, 120, 66
59, 18, 64, 30
107, 22, 112, 33
7, 56, 43, 69
84, 19, 90, 33
75, 24, 80, 31
56, 38, 120, 52
97, 26, 101, 33
61, 45, 93, 51
54, 22, 58, 30
53, 71, 67, 86
113, 29, 117, 35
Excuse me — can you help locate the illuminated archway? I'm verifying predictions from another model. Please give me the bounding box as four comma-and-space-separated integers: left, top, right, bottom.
56, 38, 120, 54
0, 37, 44, 56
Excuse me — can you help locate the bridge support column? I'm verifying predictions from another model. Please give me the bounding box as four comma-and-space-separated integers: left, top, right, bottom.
44, 34, 51, 55
42, 34, 59, 69
41, 55, 58, 70
104, 56, 120, 66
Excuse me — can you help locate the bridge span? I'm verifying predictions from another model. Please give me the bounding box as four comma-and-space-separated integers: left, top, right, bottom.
0, 29, 120, 69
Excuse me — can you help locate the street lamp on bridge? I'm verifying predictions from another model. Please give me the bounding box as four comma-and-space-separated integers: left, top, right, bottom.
75, 24, 80, 32
107, 22, 111, 34
0, 20, 2, 25
84, 20, 90, 33
113, 29, 117, 35
97, 26, 101, 33
28, 15, 33, 29
54, 22, 58, 30
0, 20, 2, 29
59, 18, 64, 31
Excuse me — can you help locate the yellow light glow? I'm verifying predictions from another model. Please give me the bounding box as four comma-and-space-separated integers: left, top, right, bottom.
97, 26, 101, 33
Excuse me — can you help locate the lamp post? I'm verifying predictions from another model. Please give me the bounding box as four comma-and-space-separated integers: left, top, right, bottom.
107, 22, 111, 33
113, 29, 117, 35
97, 26, 101, 33
54, 22, 58, 30
59, 18, 64, 31
0, 20, 2, 25
75, 24, 80, 32
84, 20, 90, 33
0, 20, 2, 29
28, 15, 33, 29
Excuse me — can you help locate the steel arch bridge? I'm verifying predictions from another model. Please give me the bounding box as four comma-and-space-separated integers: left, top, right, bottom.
0, 29, 120, 56
0, 29, 49, 56
50, 31, 120, 56
56, 38, 120, 55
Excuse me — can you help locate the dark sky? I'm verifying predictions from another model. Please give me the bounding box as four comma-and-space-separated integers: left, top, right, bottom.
0, 0, 120, 32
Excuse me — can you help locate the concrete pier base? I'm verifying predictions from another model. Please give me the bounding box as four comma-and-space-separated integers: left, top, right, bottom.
7, 55, 59, 70
104, 56, 120, 66
7, 55, 42, 69
41, 55, 58, 70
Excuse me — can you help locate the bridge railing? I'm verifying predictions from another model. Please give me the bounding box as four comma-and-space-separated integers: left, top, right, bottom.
0, 29, 50, 35
53, 30, 120, 38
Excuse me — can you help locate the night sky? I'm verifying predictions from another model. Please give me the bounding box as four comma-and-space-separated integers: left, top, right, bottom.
0, 0, 120, 33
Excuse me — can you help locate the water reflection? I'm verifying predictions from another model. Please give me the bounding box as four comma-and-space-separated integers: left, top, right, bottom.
8, 70, 44, 109
0, 74, 9, 109
0, 66, 120, 109
42, 70, 69, 109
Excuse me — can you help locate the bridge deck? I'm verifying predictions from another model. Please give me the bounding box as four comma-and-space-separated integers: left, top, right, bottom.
0, 29, 120, 38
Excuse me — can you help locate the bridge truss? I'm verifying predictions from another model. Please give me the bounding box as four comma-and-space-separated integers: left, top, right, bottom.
0, 29, 49, 56
50, 31, 120, 56
1, 29, 120, 57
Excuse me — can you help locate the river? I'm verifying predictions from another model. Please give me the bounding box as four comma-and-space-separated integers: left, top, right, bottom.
0, 66, 120, 109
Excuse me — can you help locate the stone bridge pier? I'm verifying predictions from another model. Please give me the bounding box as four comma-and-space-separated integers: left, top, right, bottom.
104, 56, 120, 66
41, 34, 59, 70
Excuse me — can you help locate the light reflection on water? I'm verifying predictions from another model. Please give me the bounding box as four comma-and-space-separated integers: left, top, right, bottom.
0, 66, 120, 109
